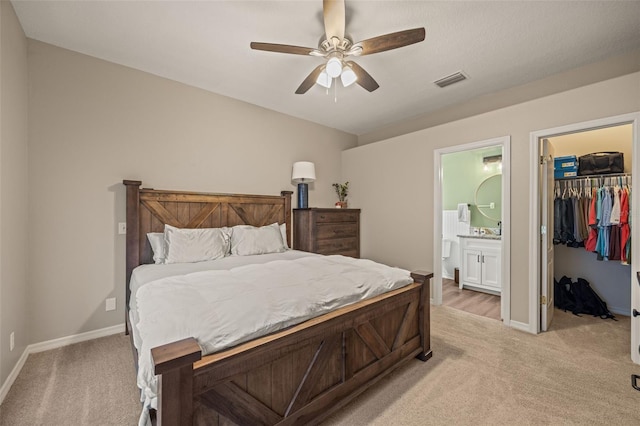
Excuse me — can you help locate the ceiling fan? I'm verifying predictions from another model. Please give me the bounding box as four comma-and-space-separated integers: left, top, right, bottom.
250, 0, 425, 94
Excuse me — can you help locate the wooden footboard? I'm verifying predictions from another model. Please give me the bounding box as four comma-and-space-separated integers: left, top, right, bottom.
151, 271, 432, 426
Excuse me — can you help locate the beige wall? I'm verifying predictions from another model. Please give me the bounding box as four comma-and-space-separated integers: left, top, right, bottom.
0, 0, 29, 385
357, 49, 640, 146
342, 72, 640, 325
27, 40, 357, 343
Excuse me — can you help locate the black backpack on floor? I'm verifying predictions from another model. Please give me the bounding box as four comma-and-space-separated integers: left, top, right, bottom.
554, 276, 616, 320
554, 276, 575, 312
571, 278, 616, 320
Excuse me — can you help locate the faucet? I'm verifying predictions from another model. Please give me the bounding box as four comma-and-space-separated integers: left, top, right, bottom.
497, 221, 502, 236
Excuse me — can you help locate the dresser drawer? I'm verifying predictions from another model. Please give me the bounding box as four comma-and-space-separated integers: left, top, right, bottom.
316, 237, 358, 255
293, 208, 360, 258
315, 211, 359, 223
316, 223, 358, 240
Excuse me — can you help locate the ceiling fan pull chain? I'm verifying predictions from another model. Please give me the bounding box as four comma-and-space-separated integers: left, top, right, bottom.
334, 79, 338, 103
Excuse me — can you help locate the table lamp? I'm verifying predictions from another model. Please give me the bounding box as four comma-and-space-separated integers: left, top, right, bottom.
292, 161, 316, 208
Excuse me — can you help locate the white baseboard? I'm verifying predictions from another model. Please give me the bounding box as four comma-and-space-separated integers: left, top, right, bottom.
510, 319, 535, 334
29, 323, 124, 354
0, 348, 29, 404
0, 323, 125, 405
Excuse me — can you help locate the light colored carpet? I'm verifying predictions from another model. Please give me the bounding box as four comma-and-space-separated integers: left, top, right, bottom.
324, 307, 639, 425
0, 333, 140, 425
1, 306, 638, 425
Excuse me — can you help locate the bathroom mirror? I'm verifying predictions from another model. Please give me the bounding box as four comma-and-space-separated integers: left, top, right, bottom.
475, 174, 502, 221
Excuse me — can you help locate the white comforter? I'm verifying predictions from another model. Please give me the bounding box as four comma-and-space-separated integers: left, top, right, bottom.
131, 252, 412, 425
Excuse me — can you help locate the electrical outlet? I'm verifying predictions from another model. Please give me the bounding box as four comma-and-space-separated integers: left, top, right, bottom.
10, 332, 14, 351
105, 297, 116, 312
118, 222, 127, 235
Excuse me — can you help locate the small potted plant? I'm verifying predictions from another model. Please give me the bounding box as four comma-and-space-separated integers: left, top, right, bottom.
332, 182, 349, 208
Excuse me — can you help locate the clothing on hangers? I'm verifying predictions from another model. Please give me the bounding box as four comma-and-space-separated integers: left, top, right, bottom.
554, 173, 631, 265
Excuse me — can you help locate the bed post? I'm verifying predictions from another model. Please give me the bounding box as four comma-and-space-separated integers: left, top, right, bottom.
123, 180, 142, 335
411, 270, 433, 361
281, 190, 293, 247
152, 338, 202, 426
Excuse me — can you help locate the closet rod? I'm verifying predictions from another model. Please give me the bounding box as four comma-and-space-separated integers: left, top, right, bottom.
556, 172, 631, 180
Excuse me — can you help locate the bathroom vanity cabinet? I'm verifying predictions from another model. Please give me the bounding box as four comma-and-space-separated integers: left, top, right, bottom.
459, 236, 501, 294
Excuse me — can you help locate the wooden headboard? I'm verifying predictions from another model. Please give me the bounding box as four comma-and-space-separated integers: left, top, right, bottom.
123, 180, 293, 325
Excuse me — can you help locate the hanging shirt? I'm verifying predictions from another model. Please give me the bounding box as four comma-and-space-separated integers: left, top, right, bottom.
573, 196, 583, 243
610, 186, 621, 225
595, 188, 608, 259
579, 195, 590, 242
553, 198, 562, 244
601, 187, 612, 227
585, 189, 599, 252
620, 187, 630, 264
588, 188, 598, 226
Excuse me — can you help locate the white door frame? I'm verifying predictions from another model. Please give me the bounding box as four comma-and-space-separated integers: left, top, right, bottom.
433, 136, 511, 326
528, 112, 640, 364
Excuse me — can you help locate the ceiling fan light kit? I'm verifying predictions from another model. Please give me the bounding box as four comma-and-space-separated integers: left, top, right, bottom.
316, 71, 332, 89
326, 57, 343, 78
250, 0, 426, 94
340, 66, 357, 87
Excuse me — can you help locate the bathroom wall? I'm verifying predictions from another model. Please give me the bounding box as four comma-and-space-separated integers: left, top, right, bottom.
441, 145, 502, 279
442, 145, 502, 229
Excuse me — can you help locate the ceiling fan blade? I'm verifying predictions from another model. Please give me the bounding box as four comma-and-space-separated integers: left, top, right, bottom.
356, 27, 426, 56
346, 61, 379, 92
250, 42, 317, 56
295, 64, 325, 94
323, 0, 345, 43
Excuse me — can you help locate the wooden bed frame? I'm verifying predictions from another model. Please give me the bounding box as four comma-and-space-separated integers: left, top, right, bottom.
123, 180, 433, 426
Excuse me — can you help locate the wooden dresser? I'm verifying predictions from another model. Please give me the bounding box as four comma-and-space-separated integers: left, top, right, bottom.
293, 208, 360, 258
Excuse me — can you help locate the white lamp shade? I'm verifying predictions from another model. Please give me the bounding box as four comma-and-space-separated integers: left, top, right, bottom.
340, 67, 357, 87
326, 57, 343, 78
316, 70, 332, 89
292, 161, 316, 183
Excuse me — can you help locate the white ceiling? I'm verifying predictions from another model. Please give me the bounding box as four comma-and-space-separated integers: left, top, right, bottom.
11, 1, 640, 136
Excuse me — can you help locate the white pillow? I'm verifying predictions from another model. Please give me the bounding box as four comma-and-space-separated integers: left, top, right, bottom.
164, 224, 231, 264
147, 232, 166, 264
231, 223, 286, 256
280, 223, 289, 249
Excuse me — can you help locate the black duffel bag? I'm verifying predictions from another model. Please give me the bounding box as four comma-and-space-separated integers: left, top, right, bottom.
578, 152, 624, 176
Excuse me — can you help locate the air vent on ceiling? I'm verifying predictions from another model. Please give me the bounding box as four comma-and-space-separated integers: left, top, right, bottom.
434, 71, 467, 88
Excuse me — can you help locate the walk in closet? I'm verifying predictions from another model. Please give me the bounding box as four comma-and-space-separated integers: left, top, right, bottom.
549, 124, 632, 316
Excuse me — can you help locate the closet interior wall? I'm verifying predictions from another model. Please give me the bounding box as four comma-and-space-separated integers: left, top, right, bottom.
549, 124, 633, 316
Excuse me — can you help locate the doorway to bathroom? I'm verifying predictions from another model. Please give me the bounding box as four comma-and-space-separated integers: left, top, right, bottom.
433, 136, 511, 325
